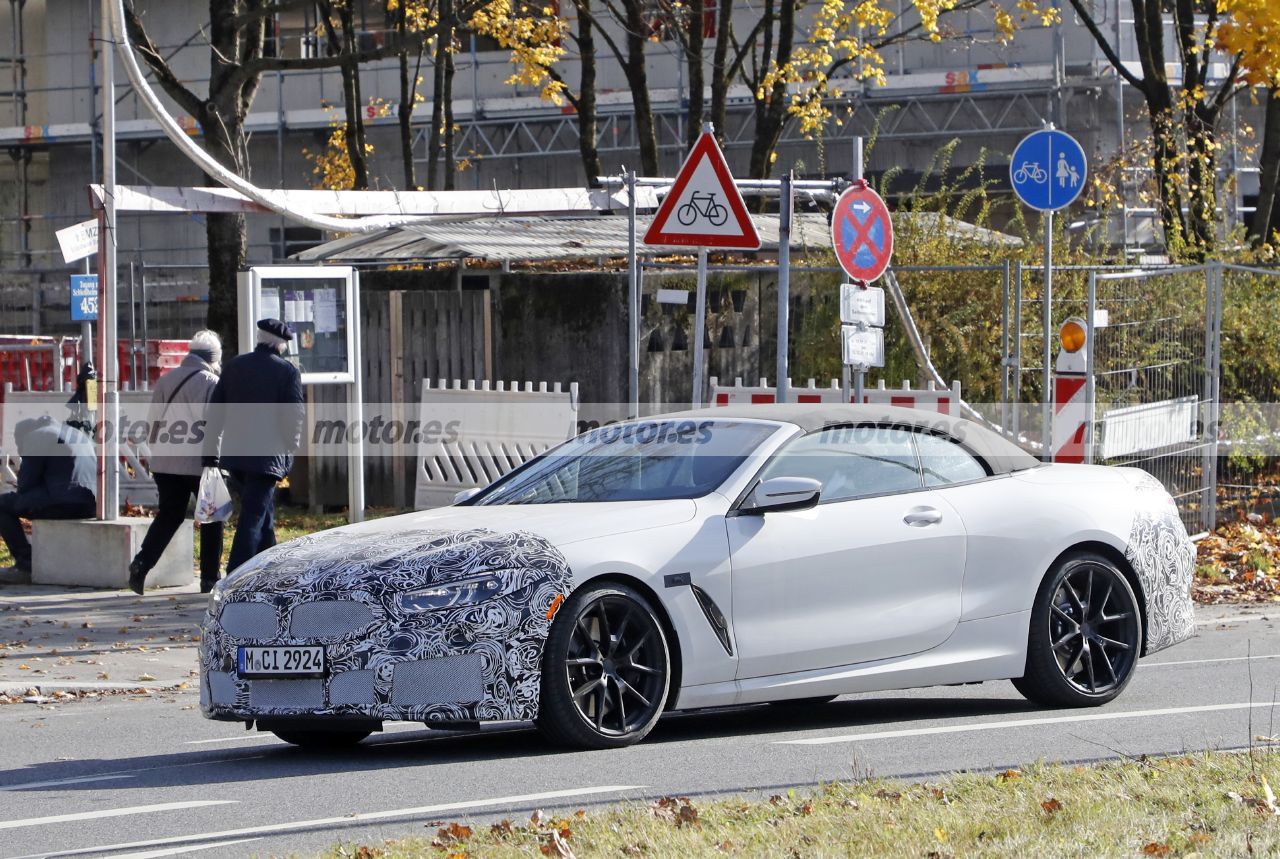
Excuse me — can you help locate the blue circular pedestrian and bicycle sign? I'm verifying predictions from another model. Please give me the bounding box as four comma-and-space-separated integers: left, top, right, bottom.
1010, 129, 1087, 212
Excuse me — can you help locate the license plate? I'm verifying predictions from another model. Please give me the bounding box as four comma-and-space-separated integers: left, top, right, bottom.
238, 646, 326, 678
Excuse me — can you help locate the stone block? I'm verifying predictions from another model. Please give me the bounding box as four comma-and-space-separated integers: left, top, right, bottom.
31, 517, 194, 589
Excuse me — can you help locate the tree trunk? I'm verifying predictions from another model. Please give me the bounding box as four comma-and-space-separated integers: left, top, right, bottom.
576, 0, 602, 183
201, 114, 249, 348
1143, 92, 1188, 250
443, 42, 457, 190
747, 0, 793, 180
1251, 89, 1280, 245
1183, 102, 1217, 253
709, 0, 731, 145
396, 3, 417, 189
685, 0, 705, 149
623, 0, 659, 175
426, 2, 452, 190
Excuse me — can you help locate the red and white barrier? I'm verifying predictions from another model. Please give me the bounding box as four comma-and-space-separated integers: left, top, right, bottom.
1051, 339, 1089, 463
709, 377, 961, 415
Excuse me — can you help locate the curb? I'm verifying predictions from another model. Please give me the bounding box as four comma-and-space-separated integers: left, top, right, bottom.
0, 680, 190, 697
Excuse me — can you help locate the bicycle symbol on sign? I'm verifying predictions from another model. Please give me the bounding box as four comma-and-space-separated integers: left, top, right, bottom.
1014, 161, 1047, 185
677, 191, 729, 227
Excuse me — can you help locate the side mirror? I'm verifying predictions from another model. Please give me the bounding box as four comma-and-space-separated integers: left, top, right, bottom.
740, 476, 822, 515
453, 487, 482, 505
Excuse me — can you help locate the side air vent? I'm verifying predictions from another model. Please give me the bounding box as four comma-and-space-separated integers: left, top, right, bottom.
690, 585, 733, 656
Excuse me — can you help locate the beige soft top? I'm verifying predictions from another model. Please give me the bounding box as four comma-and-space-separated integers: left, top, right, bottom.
662, 403, 1041, 476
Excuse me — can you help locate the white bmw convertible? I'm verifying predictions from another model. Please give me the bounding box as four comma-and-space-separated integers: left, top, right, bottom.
200, 404, 1195, 749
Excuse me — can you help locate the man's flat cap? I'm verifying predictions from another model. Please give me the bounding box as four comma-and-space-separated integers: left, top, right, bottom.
256, 318, 294, 341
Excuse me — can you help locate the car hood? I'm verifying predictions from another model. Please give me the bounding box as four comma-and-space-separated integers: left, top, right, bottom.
217, 500, 694, 597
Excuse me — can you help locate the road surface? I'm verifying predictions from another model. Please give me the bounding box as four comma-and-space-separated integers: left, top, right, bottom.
2, 605, 1277, 859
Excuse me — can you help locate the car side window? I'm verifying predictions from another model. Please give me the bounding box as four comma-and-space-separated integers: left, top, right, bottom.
914, 432, 989, 486
759, 426, 922, 503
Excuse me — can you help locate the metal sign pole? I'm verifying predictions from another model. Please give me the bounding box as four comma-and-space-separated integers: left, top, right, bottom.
1042, 211, 1053, 460
776, 171, 793, 404
691, 248, 708, 407
627, 170, 640, 418
842, 138, 863, 403
347, 270, 365, 523
99, 0, 119, 521
81, 259, 94, 369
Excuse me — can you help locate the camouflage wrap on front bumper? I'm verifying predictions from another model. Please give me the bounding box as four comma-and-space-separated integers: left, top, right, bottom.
199, 527, 572, 724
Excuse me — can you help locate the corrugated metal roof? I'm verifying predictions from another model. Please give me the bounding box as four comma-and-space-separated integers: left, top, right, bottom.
295, 211, 1020, 263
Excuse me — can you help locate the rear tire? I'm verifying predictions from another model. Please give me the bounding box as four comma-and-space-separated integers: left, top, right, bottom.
1013, 552, 1143, 708
270, 728, 372, 748
536, 583, 671, 750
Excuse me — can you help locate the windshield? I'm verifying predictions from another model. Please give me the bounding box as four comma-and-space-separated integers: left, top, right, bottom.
474, 419, 779, 504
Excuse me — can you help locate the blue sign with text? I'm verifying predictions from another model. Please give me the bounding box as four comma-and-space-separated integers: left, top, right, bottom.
70, 274, 99, 321
1010, 129, 1087, 212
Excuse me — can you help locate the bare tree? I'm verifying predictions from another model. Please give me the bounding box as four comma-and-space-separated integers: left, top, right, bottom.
1066, 0, 1243, 251
124, 0, 419, 345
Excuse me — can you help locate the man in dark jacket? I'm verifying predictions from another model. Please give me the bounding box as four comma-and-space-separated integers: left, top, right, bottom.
203, 318, 304, 575
0, 416, 97, 576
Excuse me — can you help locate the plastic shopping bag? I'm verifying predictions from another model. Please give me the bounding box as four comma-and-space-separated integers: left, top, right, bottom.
195, 467, 233, 524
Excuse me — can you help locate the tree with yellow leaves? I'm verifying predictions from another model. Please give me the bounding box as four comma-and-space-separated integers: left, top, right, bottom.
1217, 0, 1280, 245
1067, 0, 1250, 255
756, 0, 1057, 180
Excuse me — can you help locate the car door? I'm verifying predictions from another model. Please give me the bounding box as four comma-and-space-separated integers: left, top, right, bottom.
727, 425, 968, 679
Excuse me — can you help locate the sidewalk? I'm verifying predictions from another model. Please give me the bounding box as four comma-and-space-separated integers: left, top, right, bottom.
0, 581, 206, 699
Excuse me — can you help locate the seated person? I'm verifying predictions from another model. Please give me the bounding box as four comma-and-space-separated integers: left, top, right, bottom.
0, 416, 97, 577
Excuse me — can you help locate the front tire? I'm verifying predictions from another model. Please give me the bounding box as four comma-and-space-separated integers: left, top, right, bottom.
1013, 552, 1143, 708
537, 583, 671, 749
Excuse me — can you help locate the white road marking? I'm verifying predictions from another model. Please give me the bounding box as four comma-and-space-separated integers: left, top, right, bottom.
777, 701, 1279, 745
112, 838, 263, 858
0, 774, 134, 791
0, 801, 237, 831
183, 735, 275, 745
1146, 653, 1280, 668
16, 785, 645, 859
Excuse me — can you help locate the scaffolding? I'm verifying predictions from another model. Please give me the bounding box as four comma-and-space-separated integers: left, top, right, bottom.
0, 0, 1264, 275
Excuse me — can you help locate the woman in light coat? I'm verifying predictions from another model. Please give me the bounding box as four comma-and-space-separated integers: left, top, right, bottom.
129, 330, 224, 594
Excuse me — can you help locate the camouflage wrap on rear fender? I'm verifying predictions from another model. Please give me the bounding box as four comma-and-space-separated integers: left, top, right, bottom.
1125, 473, 1196, 654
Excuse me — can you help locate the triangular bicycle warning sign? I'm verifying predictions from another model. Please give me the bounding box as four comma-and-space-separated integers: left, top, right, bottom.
643, 132, 761, 250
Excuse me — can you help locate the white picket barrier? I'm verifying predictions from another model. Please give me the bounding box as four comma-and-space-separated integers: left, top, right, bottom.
709, 377, 962, 415
1, 390, 159, 506
414, 379, 580, 510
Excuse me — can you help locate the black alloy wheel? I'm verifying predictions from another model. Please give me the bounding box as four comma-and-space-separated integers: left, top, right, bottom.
537, 584, 670, 749
1014, 552, 1143, 707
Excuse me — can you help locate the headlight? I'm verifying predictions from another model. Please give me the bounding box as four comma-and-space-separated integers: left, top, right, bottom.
206, 583, 226, 616
398, 574, 506, 612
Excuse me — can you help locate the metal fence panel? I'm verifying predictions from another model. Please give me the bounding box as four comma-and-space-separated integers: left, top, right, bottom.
1087, 266, 1212, 533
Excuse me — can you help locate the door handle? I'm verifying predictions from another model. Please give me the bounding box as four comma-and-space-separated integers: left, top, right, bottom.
903, 506, 943, 527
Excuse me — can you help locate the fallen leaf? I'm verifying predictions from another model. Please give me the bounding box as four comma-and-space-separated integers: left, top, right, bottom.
529, 809, 545, 828
540, 830, 575, 858
1263, 776, 1279, 816
136, 674, 157, 682
1141, 842, 1171, 857
1040, 797, 1063, 814
997, 769, 1023, 782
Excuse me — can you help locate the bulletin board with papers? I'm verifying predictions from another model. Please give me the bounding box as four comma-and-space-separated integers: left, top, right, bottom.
237, 266, 358, 384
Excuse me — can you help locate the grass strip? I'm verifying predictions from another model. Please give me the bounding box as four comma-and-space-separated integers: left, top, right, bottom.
323, 749, 1280, 858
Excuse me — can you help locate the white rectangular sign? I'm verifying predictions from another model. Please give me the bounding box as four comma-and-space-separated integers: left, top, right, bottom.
55, 219, 99, 263
841, 324, 885, 369
1099, 396, 1198, 459
840, 284, 885, 326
